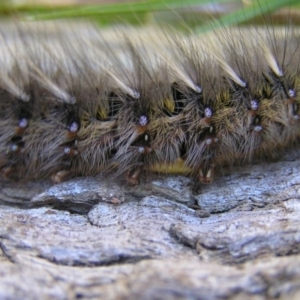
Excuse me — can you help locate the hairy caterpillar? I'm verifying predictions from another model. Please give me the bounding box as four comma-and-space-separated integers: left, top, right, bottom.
0, 3, 300, 186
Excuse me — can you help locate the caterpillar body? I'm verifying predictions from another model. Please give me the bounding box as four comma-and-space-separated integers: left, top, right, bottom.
0, 9, 300, 186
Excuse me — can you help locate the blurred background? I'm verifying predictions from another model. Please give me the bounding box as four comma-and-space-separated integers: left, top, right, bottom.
1, 1, 300, 31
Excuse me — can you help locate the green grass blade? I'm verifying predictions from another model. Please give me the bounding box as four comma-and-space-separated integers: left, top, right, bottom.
195, 0, 300, 34
16, 0, 236, 21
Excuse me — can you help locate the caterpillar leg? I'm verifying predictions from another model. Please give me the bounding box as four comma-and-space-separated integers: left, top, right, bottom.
126, 167, 143, 186
198, 163, 214, 185
51, 170, 75, 184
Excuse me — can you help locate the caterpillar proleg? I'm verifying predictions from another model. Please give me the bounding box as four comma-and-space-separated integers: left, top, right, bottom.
1, 1, 300, 186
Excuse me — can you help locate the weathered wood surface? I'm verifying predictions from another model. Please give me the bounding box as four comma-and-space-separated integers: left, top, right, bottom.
1, 152, 300, 299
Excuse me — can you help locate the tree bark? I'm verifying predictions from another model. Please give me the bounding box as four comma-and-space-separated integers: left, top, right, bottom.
1, 151, 300, 299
